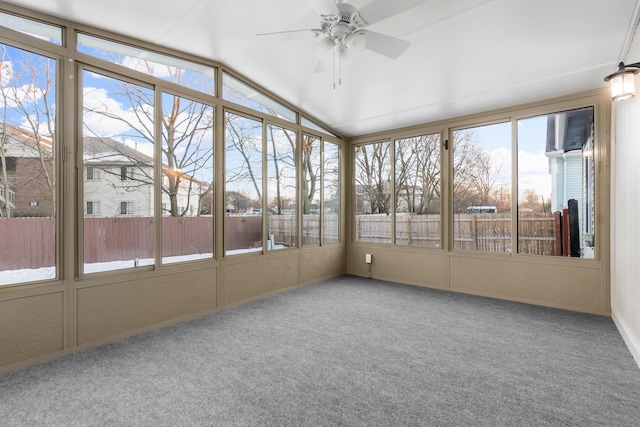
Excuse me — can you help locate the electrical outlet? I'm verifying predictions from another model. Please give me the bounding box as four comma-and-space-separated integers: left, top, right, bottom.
365, 253, 372, 264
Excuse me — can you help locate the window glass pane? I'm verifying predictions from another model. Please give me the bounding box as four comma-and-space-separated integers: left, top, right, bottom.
266, 124, 296, 251
517, 107, 595, 258
323, 141, 340, 244
353, 141, 391, 243
82, 70, 155, 273
0, 43, 57, 285
224, 112, 262, 255
301, 134, 320, 246
161, 93, 214, 264
0, 12, 62, 45
453, 122, 511, 252
77, 34, 215, 95
301, 116, 337, 138
222, 73, 296, 122
395, 133, 441, 247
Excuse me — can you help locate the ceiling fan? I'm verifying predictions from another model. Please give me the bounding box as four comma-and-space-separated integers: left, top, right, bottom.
257, 0, 425, 88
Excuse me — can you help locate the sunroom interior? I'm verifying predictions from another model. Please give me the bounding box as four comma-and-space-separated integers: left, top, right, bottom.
0, 0, 639, 375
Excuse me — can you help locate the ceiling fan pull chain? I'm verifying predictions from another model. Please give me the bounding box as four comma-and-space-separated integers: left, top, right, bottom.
338, 45, 342, 86
332, 43, 337, 90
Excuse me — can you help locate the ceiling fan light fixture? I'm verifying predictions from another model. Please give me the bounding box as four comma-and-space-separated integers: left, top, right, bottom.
315, 37, 335, 58
345, 31, 366, 55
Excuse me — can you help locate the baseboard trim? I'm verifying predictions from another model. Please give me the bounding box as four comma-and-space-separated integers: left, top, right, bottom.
612, 309, 640, 370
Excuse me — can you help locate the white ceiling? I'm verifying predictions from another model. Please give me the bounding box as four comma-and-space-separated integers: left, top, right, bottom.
4, 0, 639, 137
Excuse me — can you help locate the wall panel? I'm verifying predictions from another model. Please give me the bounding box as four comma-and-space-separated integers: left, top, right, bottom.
0, 292, 64, 366
300, 246, 345, 285
222, 254, 300, 306
449, 255, 604, 314
348, 246, 447, 290
77, 268, 217, 345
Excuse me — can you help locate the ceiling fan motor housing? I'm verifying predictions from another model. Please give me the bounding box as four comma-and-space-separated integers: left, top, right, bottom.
322, 2, 366, 44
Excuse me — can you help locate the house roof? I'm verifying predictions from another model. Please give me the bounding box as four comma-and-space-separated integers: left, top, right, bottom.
83, 137, 153, 166
545, 108, 594, 154
83, 137, 209, 186
0, 122, 53, 156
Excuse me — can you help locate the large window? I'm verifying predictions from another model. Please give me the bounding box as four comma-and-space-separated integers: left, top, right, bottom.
82, 69, 155, 273
0, 42, 57, 285
517, 107, 595, 258
353, 141, 391, 243
266, 124, 297, 251
161, 92, 214, 264
452, 122, 511, 252
0, 11, 62, 45
395, 133, 441, 247
224, 111, 263, 255
323, 141, 340, 244
302, 134, 321, 246
222, 73, 295, 123
77, 34, 216, 95
0, 7, 344, 288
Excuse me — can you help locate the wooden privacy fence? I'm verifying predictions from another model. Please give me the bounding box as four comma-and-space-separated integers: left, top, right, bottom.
357, 212, 563, 255
267, 214, 340, 247
3, 215, 340, 271
84, 216, 216, 263
453, 213, 512, 252
2, 212, 567, 271
225, 216, 262, 250
0, 217, 55, 270
84, 217, 155, 263
1, 216, 218, 270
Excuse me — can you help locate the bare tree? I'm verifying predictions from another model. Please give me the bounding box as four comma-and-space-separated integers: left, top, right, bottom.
452, 130, 484, 213
224, 112, 262, 211
83, 66, 213, 217
267, 124, 296, 215
354, 142, 391, 215
470, 151, 503, 206
395, 134, 440, 214
0, 44, 56, 218
519, 188, 542, 211
301, 134, 320, 215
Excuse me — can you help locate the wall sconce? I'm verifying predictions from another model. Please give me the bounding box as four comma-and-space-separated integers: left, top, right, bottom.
604, 61, 640, 101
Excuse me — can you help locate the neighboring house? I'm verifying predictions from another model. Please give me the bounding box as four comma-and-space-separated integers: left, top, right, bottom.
83, 137, 206, 217
0, 123, 54, 218
545, 108, 595, 257
225, 190, 259, 214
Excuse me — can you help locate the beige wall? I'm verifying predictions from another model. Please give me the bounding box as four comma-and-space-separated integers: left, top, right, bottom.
77, 268, 218, 345
347, 90, 611, 316
0, 290, 64, 366
348, 245, 607, 314
0, 246, 345, 373
610, 72, 640, 366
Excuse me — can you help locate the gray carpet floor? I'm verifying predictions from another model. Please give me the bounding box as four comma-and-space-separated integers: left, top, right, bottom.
1, 275, 639, 426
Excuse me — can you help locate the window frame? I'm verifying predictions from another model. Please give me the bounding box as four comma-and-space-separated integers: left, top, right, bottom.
350, 95, 605, 264
0, 37, 62, 287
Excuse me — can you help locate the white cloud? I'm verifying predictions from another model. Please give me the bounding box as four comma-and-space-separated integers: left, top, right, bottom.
517, 150, 551, 200
82, 86, 153, 140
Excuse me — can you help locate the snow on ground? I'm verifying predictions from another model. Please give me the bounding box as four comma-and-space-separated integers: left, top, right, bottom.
0, 246, 287, 286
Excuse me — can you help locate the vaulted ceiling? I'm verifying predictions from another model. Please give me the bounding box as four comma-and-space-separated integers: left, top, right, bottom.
4, 0, 639, 137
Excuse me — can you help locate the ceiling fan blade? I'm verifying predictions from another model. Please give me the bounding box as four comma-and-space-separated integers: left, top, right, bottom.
256, 29, 323, 41
358, 0, 426, 25
308, 0, 340, 17
361, 30, 410, 59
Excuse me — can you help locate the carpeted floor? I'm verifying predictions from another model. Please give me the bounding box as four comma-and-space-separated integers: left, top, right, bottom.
1, 275, 639, 426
